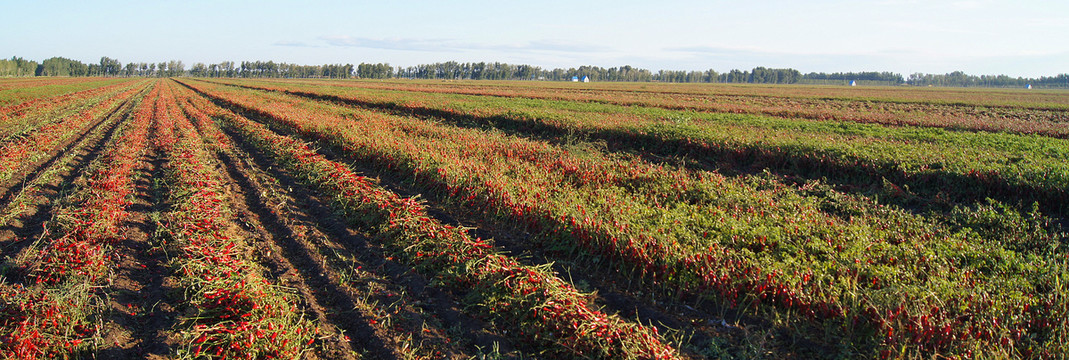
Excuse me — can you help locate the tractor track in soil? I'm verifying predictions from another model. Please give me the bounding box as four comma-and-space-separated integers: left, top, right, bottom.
96, 149, 179, 360
211, 135, 371, 360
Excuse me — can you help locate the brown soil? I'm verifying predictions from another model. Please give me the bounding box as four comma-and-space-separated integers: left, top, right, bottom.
211, 140, 367, 360
95, 151, 180, 359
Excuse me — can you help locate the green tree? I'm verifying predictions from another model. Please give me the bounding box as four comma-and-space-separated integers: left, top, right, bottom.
0, 57, 39, 77
190, 62, 208, 77
166, 60, 185, 77
38, 57, 84, 76
99, 56, 121, 76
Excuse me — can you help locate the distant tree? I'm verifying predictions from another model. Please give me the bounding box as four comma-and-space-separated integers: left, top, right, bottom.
357, 63, 393, 79
166, 60, 185, 77
0, 57, 39, 77
719, 69, 748, 83
902, 71, 1067, 88
0, 59, 13, 76
801, 71, 903, 85
189, 62, 208, 77
37, 57, 87, 76
15, 53, 1061, 86
70, 61, 88, 76
99, 57, 121, 76
124, 62, 138, 76
703, 69, 719, 83
214, 61, 231, 77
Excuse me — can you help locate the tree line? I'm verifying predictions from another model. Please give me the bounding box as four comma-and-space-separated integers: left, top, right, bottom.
906, 71, 1069, 88
2, 56, 186, 77
2, 55, 1066, 88
0, 57, 350, 79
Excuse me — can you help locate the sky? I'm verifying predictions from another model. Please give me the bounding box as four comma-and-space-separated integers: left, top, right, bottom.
2, 0, 1067, 77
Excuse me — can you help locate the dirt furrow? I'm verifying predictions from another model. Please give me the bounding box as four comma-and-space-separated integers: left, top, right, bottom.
212, 140, 368, 360
209, 115, 520, 359
96, 150, 179, 359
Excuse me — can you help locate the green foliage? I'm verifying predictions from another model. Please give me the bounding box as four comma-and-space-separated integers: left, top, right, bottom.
37, 57, 89, 76
0, 56, 39, 77
357, 62, 393, 79
949, 199, 1067, 255
909, 71, 1069, 88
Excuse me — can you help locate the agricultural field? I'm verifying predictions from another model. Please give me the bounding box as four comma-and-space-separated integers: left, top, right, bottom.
0, 77, 1066, 359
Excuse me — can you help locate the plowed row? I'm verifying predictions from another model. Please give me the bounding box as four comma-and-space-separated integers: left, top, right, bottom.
1, 78, 1066, 359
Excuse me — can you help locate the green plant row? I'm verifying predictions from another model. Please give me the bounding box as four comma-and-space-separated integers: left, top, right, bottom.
154, 80, 318, 359
0, 79, 149, 144
176, 80, 682, 360
0, 81, 150, 184
217, 78, 1069, 218
268, 78, 1069, 137
0, 77, 136, 109
180, 78, 1069, 359
0, 79, 154, 358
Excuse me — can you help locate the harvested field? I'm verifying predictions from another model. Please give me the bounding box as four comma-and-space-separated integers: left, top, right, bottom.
1, 77, 1066, 359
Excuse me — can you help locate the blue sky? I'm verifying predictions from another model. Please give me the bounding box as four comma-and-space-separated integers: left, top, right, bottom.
3, 0, 1066, 77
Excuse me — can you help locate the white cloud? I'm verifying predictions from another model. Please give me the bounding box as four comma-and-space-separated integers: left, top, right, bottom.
319, 36, 613, 54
